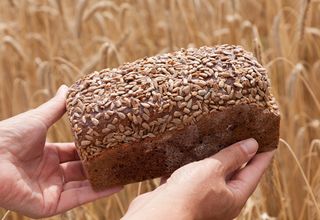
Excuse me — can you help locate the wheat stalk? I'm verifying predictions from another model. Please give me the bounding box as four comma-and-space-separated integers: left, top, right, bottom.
114, 194, 125, 216
74, 0, 88, 38
83, 1, 119, 22
297, 0, 311, 41
0, 210, 10, 220
280, 139, 320, 217
2, 36, 27, 60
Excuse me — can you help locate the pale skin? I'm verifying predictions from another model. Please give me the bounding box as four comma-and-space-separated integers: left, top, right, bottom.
0, 85, 275, 219
122, 139, 274, 220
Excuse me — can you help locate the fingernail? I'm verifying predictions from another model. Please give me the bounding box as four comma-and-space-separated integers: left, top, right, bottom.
56, 84, 69, 96
239, 138, 258, 156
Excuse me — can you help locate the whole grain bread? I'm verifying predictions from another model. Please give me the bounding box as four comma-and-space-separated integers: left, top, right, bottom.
66, 45, 280, 190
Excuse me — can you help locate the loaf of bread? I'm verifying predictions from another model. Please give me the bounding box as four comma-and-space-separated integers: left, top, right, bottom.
66, 45, 280, 190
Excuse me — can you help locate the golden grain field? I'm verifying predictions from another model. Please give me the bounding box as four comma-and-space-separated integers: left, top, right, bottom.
0, 0, 320, 219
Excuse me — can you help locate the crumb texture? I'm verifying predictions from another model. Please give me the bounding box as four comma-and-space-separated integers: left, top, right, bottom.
66, 44, 279, 162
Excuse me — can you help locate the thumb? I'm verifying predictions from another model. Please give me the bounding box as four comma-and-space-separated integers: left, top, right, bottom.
209, 138, 259, 177
227, 150, 275, 206
31, 85, 69, 128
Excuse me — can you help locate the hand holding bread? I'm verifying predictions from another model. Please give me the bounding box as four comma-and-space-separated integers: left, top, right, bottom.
122, 139, 275, 220
0, 86, 122, 218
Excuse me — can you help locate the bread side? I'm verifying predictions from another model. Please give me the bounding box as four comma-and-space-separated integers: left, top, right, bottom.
85, 104, 279, 190
66, 45, 280, 190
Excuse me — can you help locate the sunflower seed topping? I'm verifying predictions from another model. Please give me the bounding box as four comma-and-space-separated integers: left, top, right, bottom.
66, 45, 278, 160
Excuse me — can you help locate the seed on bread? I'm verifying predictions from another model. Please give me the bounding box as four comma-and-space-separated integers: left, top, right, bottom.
66, 45, 279, 160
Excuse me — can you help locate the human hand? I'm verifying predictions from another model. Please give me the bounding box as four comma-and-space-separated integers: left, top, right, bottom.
0, 85, 122, 218
123, 139, 275, 220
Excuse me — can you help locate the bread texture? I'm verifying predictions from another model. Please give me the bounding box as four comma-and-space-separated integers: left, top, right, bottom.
66, 45, 280, 190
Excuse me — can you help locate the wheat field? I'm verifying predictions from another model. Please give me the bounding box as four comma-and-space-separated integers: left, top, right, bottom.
0, 0, 319, 219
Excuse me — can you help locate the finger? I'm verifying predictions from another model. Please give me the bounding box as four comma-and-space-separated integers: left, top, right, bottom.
56, 185, 123, 213
227, 150, 275, 205
31, 85, 69, 128
46, 142, 80, 162
211, 138, 258, 176
60, 161, 87, 182
63, 180, 91, 190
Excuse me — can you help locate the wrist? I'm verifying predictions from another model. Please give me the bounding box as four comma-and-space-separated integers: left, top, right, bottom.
123, 205, 194, 220
123, 191, 195, 220
151, 202, 194, 220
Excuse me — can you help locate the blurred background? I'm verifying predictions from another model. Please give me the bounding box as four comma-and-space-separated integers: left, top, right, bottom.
0, 0, 320, 219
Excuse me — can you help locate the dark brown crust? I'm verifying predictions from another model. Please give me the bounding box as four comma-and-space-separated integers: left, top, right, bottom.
84, 104, 280, 191
66, 45, 281, 191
